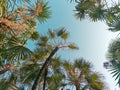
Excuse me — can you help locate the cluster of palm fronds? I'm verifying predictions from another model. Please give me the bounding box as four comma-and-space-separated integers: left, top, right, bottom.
0, 0, 111, 90
0, 26, 79, 90
69, 0, 120, 87
0, 0, 51, 64
0, 0, 50, 89
72, 0, 120, 32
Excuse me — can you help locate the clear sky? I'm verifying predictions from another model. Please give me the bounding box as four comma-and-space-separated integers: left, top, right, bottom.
28, 0, 120, 90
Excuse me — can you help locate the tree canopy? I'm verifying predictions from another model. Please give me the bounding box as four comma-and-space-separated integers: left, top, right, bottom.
0, 0, 116, 90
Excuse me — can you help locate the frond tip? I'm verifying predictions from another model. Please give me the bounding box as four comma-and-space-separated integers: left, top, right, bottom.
68, 43, 79, 50
36, 2, 51, 23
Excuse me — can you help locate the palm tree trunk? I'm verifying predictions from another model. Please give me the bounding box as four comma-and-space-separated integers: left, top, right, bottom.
32, 46, 59, 90
43, 67, 48, 90
76, 85, 80, 90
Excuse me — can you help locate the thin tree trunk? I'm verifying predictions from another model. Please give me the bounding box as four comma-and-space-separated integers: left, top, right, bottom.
43, 67, 48, 90
32, 46, 59, 90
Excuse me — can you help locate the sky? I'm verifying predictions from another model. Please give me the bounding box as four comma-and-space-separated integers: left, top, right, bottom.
28, 0, 120, 90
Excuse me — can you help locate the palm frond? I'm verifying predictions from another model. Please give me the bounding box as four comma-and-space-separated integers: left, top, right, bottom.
107, 38, 120, 61
4, 46, 33, 62
57, 28, 66, 37
7, 37, 26, 48
30, 31, 39, 40
48, 29, 56, 39
68, 43, 79, 50
20, 63, 39, 84
109, 61, 120, 86
37, 2, 51, 23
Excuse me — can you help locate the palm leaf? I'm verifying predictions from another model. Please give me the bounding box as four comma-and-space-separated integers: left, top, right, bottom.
37, 2, 51, 23
57, 28, 66, 37
20, 63, 39, 84
48, 29, 56, 39
4, 46, 33, 62
68, 43, 79, 50
109, 61, 120, 86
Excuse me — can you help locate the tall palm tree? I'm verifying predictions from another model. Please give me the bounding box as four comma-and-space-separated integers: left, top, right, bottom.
32, 28, 78, 90
0, 28, 78, 90
63, 58, 106, 90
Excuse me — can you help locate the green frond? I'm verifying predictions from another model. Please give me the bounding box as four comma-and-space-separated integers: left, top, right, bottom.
20, 63, 40, 84
57, 28, 66, 37
67, 0, 79, 3
68, 43, 79, 50
107, 38, 120, 61
0, 80, 10, 90
63, 60, 73, 70
40, 36, 48, 42
37, 2, 51, 23
24, 18, 36, 28
89, 7, 105, 21
51, 57, 62, 67
7, 37, 26, 48
37, 36, 49, 47
34, 48, 50, 61
107, 17, 120, 32
48, 29, 56, 39
30, 31, 40, 40
61, 31, 69, 40
86, 72, 105, 90
74, 58, 92, 69
109, 61, 120, 86
5, 46, 33, 62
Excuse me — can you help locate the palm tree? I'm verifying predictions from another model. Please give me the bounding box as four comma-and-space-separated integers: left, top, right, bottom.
63, 58, 106, 90
106, 38, 120, 86
74, 0, 105, 21
0, 0, 52, 67
0, 0, 50, 67
72, 0, 120, 32
18, 56, 65, 90
32, 28, 78, 90
0, 0, 51, 89
0, 28, 78, 90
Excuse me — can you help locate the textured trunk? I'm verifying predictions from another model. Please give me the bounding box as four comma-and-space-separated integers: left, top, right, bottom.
76, 85, 80, 90
43, 67, 48, 90
32, 46, 59, 90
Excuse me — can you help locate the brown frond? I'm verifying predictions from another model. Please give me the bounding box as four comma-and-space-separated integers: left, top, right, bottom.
34, 3, 43, 16
0, 64, 15, 74
0, 18, 28, 31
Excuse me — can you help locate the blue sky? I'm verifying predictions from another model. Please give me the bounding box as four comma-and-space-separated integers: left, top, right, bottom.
28, 0, 120, 89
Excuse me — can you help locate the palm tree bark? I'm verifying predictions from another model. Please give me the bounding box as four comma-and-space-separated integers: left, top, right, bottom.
32, 46, 59, 90
76, 85, 80, 90
75, 71, 84, 90
43, 67, 48, 90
